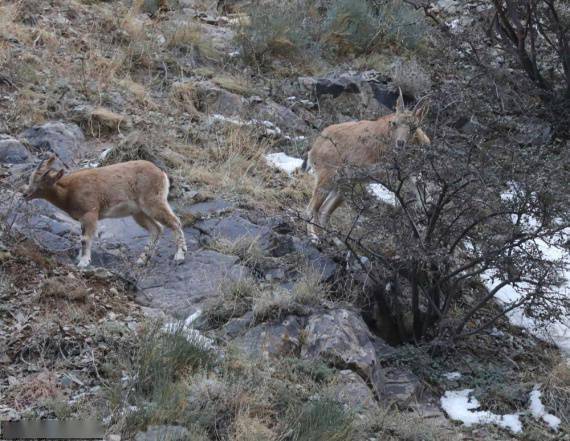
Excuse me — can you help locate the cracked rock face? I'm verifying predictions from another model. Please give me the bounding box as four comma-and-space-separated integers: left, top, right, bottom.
232, 315, 305, 359
301, 308, 385, 394
330, 370, 380, 414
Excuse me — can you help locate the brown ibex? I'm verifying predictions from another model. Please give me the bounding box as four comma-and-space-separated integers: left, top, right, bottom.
303, 89, 431, 240
22, 155, 187, 267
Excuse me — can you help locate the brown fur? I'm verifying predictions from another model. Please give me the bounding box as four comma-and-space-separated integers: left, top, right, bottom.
23, 156, 187, 267
305, 90, 430, 239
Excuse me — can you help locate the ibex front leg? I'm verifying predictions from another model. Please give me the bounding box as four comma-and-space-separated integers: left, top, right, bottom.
133, 212, 163, 266
78, 212, 98, 268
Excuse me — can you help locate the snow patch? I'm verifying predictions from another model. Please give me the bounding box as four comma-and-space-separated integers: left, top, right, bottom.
443, 372, 462, 380
184, 309, 202, 327
209, 114, 306, 142
368, 183, 397, 206
481, 187, 570, 357
529, 387, 561, 431
100, 147, 112, 160
482, 235, 570, 356
441, 389, 522, 433
161, 318, 215, 351
265, 152, 304, 175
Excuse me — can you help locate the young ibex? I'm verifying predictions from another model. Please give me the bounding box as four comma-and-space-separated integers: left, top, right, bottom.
304, 89, 431, 240
22, 155, 187, 268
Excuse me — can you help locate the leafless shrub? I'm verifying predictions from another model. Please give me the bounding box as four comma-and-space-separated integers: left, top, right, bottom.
321, 94, 570, 345
390, 58, 432, 98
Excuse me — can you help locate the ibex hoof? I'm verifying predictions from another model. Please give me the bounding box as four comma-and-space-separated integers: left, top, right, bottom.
309, 235, 320, 245
174, 250, 185, 264
77, 258, 91, 268
136, 255, 149, 266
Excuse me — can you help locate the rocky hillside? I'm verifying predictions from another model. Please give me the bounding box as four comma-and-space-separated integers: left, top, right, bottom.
1, 0, 569, 440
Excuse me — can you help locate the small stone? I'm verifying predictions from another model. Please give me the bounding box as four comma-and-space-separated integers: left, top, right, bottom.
0, 135, 31, 164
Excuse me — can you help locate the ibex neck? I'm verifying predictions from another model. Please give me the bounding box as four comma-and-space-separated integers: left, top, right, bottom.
43, 183, 70, 212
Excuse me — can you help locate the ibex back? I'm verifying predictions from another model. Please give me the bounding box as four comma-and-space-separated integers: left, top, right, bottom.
304, 89, 431, 240
23, 155, 187, 267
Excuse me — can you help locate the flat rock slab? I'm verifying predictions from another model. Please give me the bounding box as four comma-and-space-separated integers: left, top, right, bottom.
136, 249, 248, 319
186, 199, 233, 217
197, 213, 270, 242
198, 213, 337, 281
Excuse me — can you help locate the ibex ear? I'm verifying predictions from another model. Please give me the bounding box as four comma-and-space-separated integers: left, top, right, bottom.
414, 100, 429, 122
53, 169, 65, 182
42, 169, 64, 184
395, 87, 405, 114
44, 154, 57, 168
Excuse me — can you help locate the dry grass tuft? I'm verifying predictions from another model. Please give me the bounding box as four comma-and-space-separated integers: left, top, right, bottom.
89, 107, 130, 134
209, 236, 265, 267
203, 277, 261, 326
179, 126, 282, 207
165, 20, 223, 60
5, 370, 61, 411
40, 275, 89, 302
542, 361, 570, 428
390, 58, 432, 99
118, 78, 157, 109
100, 131, 164, 167
291, 266, 328, 306
252, 289, 298, 322
170, 81, 202, 118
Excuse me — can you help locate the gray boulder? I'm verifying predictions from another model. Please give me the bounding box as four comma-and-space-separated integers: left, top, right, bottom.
232, 315, 304, 359
381, 367, 420, 406
135, 248, 249, 319
19, 121, 85, 166
193, 80, 246, 116
0, 135, 31, 164
301, 309, 384, 394
251, 99, 311, 135
298, 72, 412, 122
329, 370, 379, 414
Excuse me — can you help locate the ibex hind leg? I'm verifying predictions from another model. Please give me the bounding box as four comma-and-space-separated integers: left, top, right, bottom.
78, 212, 98, 268
133, 212, 163, 266
143, 203, 187, 263
318, 190, 345, 248
306, 177, 333, 242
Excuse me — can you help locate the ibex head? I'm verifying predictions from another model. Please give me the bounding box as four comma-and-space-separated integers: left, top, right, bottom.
390, 88, 430, 149
22, 155, 65, 201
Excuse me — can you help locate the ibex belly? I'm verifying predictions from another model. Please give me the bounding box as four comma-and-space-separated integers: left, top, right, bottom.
100, 201, 140, 218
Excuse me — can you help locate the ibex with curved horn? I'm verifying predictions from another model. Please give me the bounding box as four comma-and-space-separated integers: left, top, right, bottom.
303, 89, 431, 240
22, 155, 187, 267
